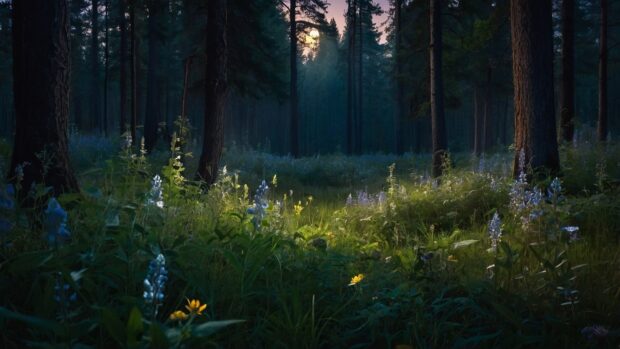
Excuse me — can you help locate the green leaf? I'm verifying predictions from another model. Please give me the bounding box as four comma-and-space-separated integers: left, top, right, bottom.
190, 320, 245, 338
126, 307, 144, 348
452, 239, 479, 249
0, 307, 62, 334
101, 308, 126, 345
149, 322, 170, 349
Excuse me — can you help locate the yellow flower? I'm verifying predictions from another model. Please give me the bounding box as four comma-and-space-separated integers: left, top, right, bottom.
349, 273, 365, 286
294, 201, 304, 216
447, 255, 458, 263
185, 298, 207, 315
169, 310, 188, 321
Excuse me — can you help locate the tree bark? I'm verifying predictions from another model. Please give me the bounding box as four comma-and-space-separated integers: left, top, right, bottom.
559, 0, 575, 143
430, 0, 447, 177
356, 2, 363, 155
103, 0, 110, 137
510, 0, 559, 176
91, 0, 101, 132
10, 0, 79, 194
473, 85, 482, 156
144, 0, 165, 152
597, 0, 608, 142
197, 0, 227, 185
483, 65, 492, 152
130, 0, 137, 143
289, 0, 299, 157
346, 0, 357, 155
394, 0, 404, 155
119, 0, 128, 135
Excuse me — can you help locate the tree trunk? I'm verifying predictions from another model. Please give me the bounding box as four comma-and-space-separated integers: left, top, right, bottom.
346, 0, 357, 155
103, 0, 109, 137
10, 0, 79, 194
394, 0, 404, 155
483, 65, 492, 152
196, 0, 227, 185
430, 0, 447, 177
144, 0, 164, 152
91, 0, 101, 132
559, 0, 575, 143
130, 0, 137, 142
289, 0, 299, 157
119, 0, 128, 135
510, 0, 559, 176
473, 85, 482, 156
597, 0, 608, 142
356, 2, 363, 155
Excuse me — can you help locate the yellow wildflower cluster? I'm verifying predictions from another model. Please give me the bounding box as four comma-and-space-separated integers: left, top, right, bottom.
169, 298, 207, 322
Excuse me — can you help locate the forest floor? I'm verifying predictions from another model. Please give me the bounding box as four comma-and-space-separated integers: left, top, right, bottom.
0, 135, 620, 348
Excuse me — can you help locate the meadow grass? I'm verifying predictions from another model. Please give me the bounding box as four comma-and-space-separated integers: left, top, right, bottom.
0, 135, 619, 348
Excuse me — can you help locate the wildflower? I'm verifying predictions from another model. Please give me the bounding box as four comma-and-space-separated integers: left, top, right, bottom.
54, 279, 77, 304
488, 212, 502, 252
169, 310, 188, 321
185, 298, 207, 315
147, 175, 164, 208
247, 180, 269, 230
143, 254, 168, 315
0, 184, 15, 210
376, 191, 387, 205
562, 226, 580, 242
477, 155, 486, 173
581, 325, 609, 341
547, 177, 563, 202
420, 252, 434, 263
345, 193, 353, 206
271, 174, 278, 187
447, 255, 458, 263
294, 201, 304, 216
122, 132, 133, 149
349, 274, 365, 286
45, 198, 71, 245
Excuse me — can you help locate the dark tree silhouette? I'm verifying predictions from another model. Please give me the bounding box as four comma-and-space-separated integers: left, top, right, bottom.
597, 0, 608, 142
91, 0, 101, 132
144, 0, 166, 152
197, 0, 228, 185
560, 0, 575, 143
510, 0, 559, 176
119, 0, 128, 135
430, 0, 447, 177
10, 0, 79, 194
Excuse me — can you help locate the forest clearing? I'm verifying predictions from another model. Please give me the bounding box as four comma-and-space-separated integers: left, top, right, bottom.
0, 0, 619, 348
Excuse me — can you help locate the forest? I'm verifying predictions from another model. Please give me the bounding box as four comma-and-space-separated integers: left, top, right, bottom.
0, 0, 619, 347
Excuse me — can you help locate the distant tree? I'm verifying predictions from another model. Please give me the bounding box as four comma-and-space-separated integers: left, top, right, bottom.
560, 0, 575, 143
103, 0, 110, 137
119, 0, 128, 135
90, 0, 101, 132
285, 0, 327, 157
197, 0, 227, 185
510, 0, 559, 176
429, 0, 447, 177
597, 0, 608, 142
346, 0, 357, 155
10, 0, 79, 194
130, 0, 138, 143
144, 0, 166, 152
394, 0, 405, 155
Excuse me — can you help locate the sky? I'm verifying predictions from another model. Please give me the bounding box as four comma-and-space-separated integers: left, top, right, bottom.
325, 0, 391, 42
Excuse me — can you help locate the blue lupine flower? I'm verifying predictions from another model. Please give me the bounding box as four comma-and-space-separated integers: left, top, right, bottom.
45, 198, 71, 245
420, 252, 434, 263
247, 180, 269, 230
562, 226, 580, 242
345, 193, 353, 206
54, 279, 77, 304
146, 175, 164, 208
547, 177, 563, 203
0, 218, 12, 235
143, 254, 168, 314
488, 212, 502, 252
0, 185, 15, 210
